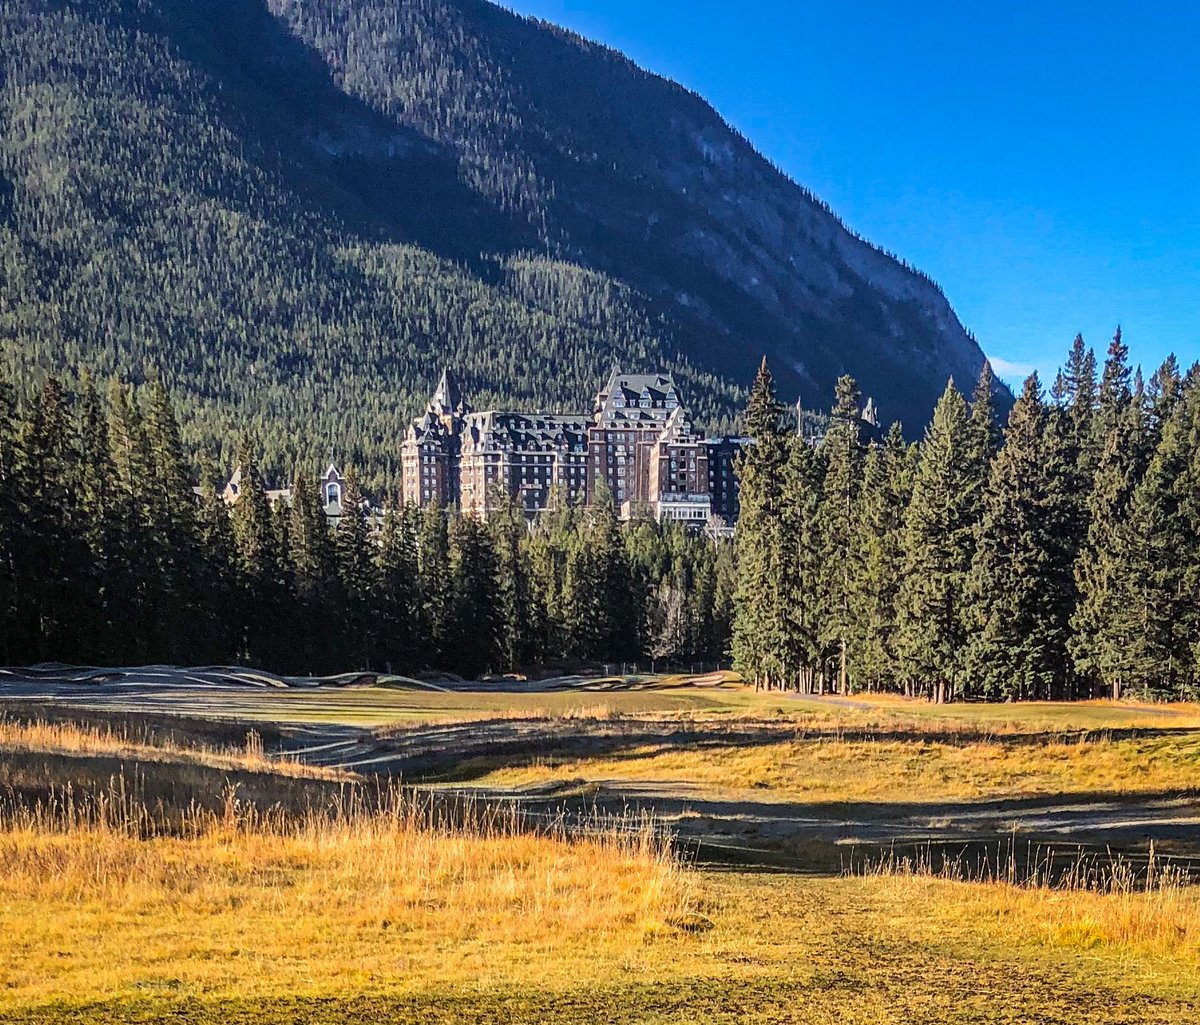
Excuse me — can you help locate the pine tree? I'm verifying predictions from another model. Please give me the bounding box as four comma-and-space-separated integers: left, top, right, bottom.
896, 381, 981, 702
334, 468, 377, 670
289, 468, 336, 672
447, 513, 501, 677
1109, 375, 1200, 699
781, 436, 827, 692
376, 499, 420, 673
1070, 332, 1145, 698
817, 375, 864, 693
0, 371, 20, 662
849, 422, 912, 693
194, 454, 240, 662
965, 375, 1077, 701
74, 374, 126, 661
731, 359, 790, 688
417, 502, 453, 669
230, 437, 283, 666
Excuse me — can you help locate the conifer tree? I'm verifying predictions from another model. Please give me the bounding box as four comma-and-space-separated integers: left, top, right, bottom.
417, 502, 452, 668
106, 379, 157, 660
849, 422, 912, 693
1109, 375, 1200, 699
0, 372, 20, 662
17, 378, 87, 660
965, 375, 1077, 700
817, 375, 864, 693
289, 468, 336, 672
230, 437, 283, 666
194, 454, 240, 662
1070, 332, 1145, 698
780, 433, 826, 691
489, 492, 539, 670
376, 499, 420, 673
968, 361, 1002, 470
896, 381, 980, 702
334, 468, 377, 670
75, 374, 125, 661
731, 359, 790, 688
447, 513, 501, 677
1063, 334, 1100, 476
143, 378, 203, 661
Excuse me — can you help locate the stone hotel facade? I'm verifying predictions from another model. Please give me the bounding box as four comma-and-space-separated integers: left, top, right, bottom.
401, 369, 744, 527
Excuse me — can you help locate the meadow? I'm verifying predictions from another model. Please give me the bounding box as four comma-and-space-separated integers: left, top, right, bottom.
1, 684, 1199, 1023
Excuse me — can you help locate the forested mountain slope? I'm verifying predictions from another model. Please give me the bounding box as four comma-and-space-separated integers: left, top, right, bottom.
0, 0, 999, 482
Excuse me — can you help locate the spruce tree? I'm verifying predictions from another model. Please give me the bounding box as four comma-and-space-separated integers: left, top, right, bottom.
849, 422, 912, 693
0, 372, 20, 662
17, 378, 87, 660
817, 375, 864, 693
289, 468, 336, 672
447, 513, 501, 677
376, 499, 420, 673
194, 454, 240, 663
75, 374, 126, 661
334, 467, 377, 670
1070, 332, 1145, 698
965, 375, 1077, 701
417, 502, 452, 669
489, 491, 539, 670
780, 434, 826, 691
143, 378, 203, 662
230, 437, 283, 666
896, 381, 981, 702
1109, 376, 1200, 699
731, 359, 790, 688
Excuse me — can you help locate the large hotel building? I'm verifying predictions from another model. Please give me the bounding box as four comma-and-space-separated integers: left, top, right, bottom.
400, 369, 744, 527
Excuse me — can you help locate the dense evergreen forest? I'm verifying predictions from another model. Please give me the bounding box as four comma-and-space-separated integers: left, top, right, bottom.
733, 331, 1199, 703
0, 0, 996, 492
0, 369, 734, 675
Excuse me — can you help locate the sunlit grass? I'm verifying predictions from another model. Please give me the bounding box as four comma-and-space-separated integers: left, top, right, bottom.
0, 778, 687, 1009
0, 715, 352, 780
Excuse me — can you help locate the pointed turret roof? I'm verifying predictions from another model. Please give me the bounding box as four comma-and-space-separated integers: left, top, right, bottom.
430, 367, 466, 415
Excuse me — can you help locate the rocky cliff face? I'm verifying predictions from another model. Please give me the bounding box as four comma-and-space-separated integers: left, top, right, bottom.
267, 0, 999, 427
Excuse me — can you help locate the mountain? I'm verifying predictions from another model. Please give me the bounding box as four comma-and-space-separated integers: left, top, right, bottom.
0, 0, 1001, 483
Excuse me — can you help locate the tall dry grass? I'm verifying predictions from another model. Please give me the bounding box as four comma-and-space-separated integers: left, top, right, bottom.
856, 841, 1200, 956
0, 714, 350, 780
0, 772, 689, 1005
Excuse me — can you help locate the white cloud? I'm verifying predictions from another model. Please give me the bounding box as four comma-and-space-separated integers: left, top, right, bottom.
987, 355, 1038, 385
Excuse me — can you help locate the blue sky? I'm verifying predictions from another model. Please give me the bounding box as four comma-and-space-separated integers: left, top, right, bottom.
504, 0, 1199, 390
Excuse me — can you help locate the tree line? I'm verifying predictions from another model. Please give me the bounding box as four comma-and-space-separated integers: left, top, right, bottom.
0, 370, 734, 675
734, 330, 1199, 703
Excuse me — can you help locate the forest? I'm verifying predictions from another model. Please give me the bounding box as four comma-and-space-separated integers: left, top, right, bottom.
1, 330, 1196, 702
0, 0, 990, 493
734, 330, 1198, 703
0, 368, 733, 676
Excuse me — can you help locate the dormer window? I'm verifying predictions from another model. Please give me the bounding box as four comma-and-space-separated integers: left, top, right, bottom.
326, 482, 341, 506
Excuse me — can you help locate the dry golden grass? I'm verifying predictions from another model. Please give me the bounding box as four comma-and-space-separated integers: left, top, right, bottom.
862, 853, 1200, 959
0, 779, 687, 1009
0, 715, 352, 781
475, 712, 1200, 802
